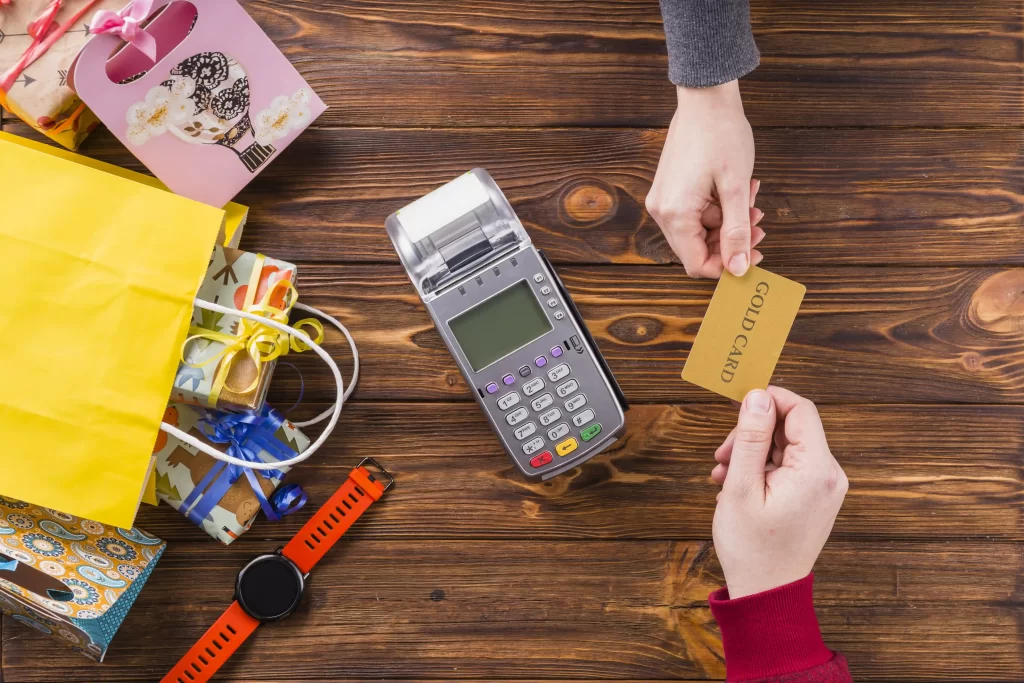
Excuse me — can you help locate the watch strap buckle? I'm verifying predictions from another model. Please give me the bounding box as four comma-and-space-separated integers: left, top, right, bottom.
357, 457, 394, 492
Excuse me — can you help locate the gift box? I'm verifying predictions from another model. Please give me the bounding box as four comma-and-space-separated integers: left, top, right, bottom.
0, 0, 125, 150
70, 0, 326, 207
173, 245, 302, 412
0, 495, 165, 661
154, 402, 309, 544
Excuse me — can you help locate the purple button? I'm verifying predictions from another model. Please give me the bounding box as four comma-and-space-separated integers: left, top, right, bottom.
485, 382, 499, 394
502, 374, 516, 385
551, 346, 563, 358
535, 356, 547, 368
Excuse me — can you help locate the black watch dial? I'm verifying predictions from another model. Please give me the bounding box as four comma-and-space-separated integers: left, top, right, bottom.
235, 554, 305, 621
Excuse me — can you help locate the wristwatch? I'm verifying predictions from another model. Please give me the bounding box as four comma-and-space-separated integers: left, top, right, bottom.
161, 458, 393, 683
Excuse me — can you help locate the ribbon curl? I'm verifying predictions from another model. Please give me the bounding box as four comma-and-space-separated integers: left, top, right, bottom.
88, 0, 157, 61
176, 406, 308, 528
0, 0, 103, 92
183, 254, 324, 407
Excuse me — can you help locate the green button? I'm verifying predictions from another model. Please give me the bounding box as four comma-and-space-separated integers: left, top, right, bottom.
580, 423, 602, 442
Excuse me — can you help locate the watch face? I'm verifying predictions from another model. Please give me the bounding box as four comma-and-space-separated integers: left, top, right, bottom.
235, 554, 304, 621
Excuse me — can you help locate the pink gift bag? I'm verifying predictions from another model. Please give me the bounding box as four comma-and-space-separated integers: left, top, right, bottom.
70, 0, 326, 207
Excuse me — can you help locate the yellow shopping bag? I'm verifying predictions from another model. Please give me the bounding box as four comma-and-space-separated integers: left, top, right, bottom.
2, 132, 249, 248
0, 132, 224, 527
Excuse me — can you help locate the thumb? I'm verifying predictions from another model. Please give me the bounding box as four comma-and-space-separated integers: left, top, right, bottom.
719, 181, 752, 277
722, 389, 776, 499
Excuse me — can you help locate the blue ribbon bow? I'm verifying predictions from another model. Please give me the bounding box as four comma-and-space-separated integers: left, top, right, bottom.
177, 406, 308, 528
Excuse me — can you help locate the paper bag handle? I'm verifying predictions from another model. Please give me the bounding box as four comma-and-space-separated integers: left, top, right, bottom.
158, 301, 357, 471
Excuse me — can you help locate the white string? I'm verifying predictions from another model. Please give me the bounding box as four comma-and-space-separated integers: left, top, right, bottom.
157, 300, 357, 471
291, 302, 359, 427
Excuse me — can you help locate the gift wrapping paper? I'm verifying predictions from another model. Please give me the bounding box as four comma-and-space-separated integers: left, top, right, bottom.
0, 496, 165, 661
0, 0, 124, 149
154, 402, 310, 544
172, 245, 298, 412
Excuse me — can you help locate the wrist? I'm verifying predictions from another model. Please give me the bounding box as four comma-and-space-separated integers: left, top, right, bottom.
709, 573, 833, 681
724, 567, 812, 599
676, 79, 742, 107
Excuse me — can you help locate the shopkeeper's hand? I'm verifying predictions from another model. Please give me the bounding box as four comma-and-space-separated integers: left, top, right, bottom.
710, 387, 849, 598
646, 80, 762, 279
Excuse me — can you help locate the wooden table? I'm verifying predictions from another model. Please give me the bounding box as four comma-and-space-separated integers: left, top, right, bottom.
2, 1, 1022, 680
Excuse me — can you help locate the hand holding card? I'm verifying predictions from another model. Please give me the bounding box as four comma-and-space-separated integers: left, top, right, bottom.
681, 266, 805, 401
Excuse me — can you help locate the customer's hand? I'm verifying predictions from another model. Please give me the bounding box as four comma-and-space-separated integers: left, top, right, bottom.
710, 387, 848, 598
646, 80, 762, 279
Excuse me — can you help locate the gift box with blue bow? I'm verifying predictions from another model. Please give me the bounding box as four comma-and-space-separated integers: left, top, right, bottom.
153, 401, 309, 544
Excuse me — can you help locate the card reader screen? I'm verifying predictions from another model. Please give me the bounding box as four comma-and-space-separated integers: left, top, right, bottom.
448, 280, 553, 371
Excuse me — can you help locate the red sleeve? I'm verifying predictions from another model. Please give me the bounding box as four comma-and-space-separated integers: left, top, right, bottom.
708, 573, 853, 682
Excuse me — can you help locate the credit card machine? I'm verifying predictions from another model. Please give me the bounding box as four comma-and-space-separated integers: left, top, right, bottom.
386, 169, 628, 481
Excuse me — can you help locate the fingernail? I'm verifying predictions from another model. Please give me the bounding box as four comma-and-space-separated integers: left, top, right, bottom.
745, 389, 771, 414
754, 179, 761, 194
728, 253, 748, 276
753, 208, 764, 222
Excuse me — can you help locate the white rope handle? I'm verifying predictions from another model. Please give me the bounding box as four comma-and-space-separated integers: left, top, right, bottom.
157, 300, 358, 471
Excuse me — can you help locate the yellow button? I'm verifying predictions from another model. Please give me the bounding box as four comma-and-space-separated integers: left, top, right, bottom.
556, 438, 578, 457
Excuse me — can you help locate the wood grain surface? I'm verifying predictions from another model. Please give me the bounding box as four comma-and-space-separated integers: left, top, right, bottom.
3, 541, 1022, 681
236, 0, 1024, 128
248, 265, 1024, 405
1, 0, 1022, 681
85, 403, 1021, 543
5, 124, 1021, 267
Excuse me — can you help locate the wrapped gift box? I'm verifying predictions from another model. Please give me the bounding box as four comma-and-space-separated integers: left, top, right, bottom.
0, 495, 165, 661
0, 0, 125, 150
173, 245, 298, 412
155, 402, 309, 544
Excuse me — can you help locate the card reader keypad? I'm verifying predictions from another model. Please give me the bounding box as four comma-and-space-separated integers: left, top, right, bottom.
522, 378, 545, 396
491, 352, 605, 465
506, 407, 529, 426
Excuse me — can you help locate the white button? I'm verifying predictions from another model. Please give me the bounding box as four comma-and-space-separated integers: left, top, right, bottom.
547, 298, 557, 308
572, 409, 595, 427
556, 379, 578, 398
531, 393, 553, 412
498, 392, 520, 410
522, 437, 545, 455
554, 310, 565, 320
540, 286, 551, 295
564, 393, 587, 412
547, 363, 570, 382
533, 273, 544, 283
547, 423, 569, 441
506, 407, 529, 426
514, 422, 537, 440
522, 378, 545, 396
539, 408, 561, 426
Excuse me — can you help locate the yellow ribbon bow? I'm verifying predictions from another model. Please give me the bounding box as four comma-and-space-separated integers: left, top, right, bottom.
182, 255, 324, 407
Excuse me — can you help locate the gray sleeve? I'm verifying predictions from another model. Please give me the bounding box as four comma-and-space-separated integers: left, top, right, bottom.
658, 0, 760, 88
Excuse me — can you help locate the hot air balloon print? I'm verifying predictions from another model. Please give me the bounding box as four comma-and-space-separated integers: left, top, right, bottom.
125, 51, 310, 173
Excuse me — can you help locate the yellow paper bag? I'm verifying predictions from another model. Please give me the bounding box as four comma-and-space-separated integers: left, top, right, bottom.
0, 132, 224, 528
0, 132, 248, 247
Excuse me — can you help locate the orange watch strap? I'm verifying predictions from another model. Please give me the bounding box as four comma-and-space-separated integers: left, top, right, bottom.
161, 601, 259, 683
281, 464, 387, 574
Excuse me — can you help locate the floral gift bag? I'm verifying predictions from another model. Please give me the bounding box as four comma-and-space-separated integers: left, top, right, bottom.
69, 0, 325, 207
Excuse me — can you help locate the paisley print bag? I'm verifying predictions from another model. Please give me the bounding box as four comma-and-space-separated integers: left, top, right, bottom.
0, 496, 165, 661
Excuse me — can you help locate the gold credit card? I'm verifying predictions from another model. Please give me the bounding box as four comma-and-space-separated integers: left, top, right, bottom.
681, 267, 806, 401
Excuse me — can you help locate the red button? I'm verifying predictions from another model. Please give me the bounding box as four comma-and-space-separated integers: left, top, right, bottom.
530, 452, 552, 468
